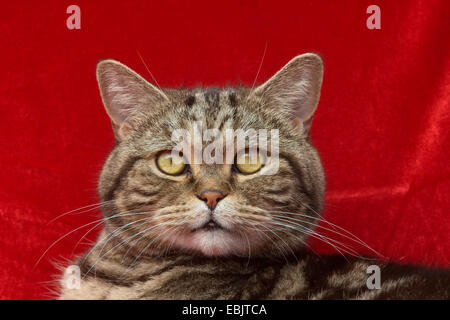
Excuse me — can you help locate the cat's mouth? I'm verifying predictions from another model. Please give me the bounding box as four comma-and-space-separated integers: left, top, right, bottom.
191, 219, 226, 232
175, 217, 249, 256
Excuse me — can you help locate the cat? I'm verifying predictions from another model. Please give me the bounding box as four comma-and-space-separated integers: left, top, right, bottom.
58, 53, 449, 299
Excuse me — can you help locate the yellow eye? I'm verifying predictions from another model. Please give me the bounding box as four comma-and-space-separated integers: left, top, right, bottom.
156, 151, 186, 175
235, 152, 263, 174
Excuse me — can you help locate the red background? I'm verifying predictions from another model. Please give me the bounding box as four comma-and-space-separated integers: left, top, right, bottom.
0, 1, 449, 299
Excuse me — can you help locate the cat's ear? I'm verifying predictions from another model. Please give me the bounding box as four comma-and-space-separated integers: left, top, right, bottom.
248, 53, 323, 135
96, 59, 169, 140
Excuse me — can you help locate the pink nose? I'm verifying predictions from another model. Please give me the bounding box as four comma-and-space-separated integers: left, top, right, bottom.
198, 190, 225, 211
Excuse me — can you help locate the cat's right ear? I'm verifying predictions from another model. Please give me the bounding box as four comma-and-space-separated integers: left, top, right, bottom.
96, 59, 169, 141
247, 53, 323, 136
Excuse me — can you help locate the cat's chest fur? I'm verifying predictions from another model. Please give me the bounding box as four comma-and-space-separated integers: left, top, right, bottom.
58, 248, 450, 300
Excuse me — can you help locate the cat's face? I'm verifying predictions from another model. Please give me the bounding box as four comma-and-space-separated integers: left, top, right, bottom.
96, 54, 325, 258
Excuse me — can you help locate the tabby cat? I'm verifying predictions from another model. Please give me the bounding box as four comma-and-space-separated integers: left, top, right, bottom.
59, 53, 449, 299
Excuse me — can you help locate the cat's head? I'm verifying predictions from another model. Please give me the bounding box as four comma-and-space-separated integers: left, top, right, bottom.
96, 54, 325, 258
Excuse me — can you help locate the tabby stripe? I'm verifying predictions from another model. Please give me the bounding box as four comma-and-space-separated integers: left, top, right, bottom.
229, 92, 238, 107
130, 188, 159, 198
204, 89, 220, 109
279, 152, 316, 209
265, 186, 291, 195
104, 156, 141, 202
261, 195, 290, 207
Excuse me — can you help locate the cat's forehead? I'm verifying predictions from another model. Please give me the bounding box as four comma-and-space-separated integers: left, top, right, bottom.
160, 87, 258, 131
185, 88, 235, 121
136, 86, 284, 152
166, 87, 246, 109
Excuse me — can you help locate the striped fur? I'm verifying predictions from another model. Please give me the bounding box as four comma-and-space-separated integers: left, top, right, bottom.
60, 244, 450, 299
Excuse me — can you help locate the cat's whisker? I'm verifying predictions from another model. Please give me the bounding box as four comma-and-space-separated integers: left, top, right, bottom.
288, 202, 382, 257
120, 213, 191, 263
270, 213, 373, 256
265, 222, 316, 254
101, 216, 155, 254
136, 50, 163, 92
269, 209, 384, 258
269, 218, 345, 254
163, 223, 192, 258
219, 207, 300, 261
162, 227, 183, 257
259, 204, 378, 256
307, 230, 368, 260
47, 200, 115, 224
34, 211, 152, 268
270, 217, 357, 253
82, 221, 176, 280
269, 219, 360, 260
156, 226, 184, 258
71, 218, 109, 257
83, 217, 152, 264
71, 206, 153, 256
250, 221, 298, 264
249, 41, 268, 92
246, 224, 293, 262
121, 224, 182, 277
119, 222, 173, 263
241, 231, 252, 267
109, 206, 192, 264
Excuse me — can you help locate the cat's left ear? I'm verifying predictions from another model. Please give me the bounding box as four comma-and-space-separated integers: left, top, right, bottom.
96, 59, 170, 140
248, 53, 323, 135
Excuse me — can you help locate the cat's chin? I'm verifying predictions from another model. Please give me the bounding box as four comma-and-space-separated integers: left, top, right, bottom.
172, 229, 250, 257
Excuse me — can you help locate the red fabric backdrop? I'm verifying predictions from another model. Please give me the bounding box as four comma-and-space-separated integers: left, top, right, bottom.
0, 0, 449, 299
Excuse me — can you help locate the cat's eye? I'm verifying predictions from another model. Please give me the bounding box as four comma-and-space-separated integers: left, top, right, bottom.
234, 152, 264, 174
156, 151, 186, 175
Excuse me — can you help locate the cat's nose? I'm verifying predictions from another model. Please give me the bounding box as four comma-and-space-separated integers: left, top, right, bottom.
198, 190, 226, 211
